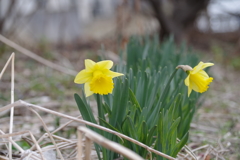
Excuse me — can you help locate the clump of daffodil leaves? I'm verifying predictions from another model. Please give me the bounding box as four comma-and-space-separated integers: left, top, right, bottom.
74, 56, 214, 160
177, 61, 214, 97
74, 59, 123, 97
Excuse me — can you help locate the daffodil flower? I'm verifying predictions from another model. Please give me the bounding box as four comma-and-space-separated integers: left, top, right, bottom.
74, 59, 124, 97
178, 61, 214, 97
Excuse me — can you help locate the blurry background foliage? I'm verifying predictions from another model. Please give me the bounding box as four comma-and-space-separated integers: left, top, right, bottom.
75, 37, 202, 159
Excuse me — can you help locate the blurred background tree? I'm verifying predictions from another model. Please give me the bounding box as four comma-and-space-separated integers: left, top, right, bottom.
1, 0, 240, 51
147, 0, 210, 41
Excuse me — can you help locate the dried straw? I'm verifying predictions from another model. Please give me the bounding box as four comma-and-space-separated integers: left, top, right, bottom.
78, 126, 144, 160
0, 100, 176, 160
0, 34, 77, 76
0, 52, 15, 159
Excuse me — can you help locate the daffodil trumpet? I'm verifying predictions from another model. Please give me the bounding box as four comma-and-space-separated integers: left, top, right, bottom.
177, 61, 214, 97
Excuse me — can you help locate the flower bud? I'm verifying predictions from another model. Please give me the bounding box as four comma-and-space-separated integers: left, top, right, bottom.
176, 65, 193, 72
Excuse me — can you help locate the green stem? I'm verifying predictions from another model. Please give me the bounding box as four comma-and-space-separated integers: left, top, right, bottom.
96, 94, 105, 126
96, 94, 109, 160
160, 69, 178, 103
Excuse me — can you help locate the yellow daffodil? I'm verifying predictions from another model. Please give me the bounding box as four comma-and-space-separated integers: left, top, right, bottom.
178, 61, 214, 97
74, 59, 124, 97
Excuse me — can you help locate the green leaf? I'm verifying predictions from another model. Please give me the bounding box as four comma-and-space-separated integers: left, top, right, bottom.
99, 117, 120, 133
172, 132, 189, 157
146, 125, 157, 147
168, 117, 181, 138
102, 103, 112, 116
110, 79, 122, 126
74, 93, 102, 159
142, 121, 148, 142
74, 93, 97, 125
110, 78, 129, 127
138, 121, 147, 143
96, 94, 105, 126
167, 117, 181, 152
121, 116, 139, 152
160, 69, 178, 105
103, 94, 113, 110
129, 88, 141, 111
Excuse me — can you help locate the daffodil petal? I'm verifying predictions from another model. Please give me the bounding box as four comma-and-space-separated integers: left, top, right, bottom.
185, 75, 190, 86
197, 70, 209, 79
189, 80, 200, 92
85, 83, 93, 97
97, 60, 113, 70
74, 70, 92, 84
192, 61, 214, 74
200, 62, 214, 69
85, 59, 96, 71
104, 70, 124, 78
188, 86, 192, 97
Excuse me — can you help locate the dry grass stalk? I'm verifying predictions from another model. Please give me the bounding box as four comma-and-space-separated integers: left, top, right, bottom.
51, 115, 82, 135
30, 133, 48, 151
78, 126, 144, 160
0, 100, 176, 160
84, 137, 92, 160
0, 52, 15, 159
0, 130, 45, 159
0, 130, 23, 154
176, 138, 198, 159
77, 130, 83, 159
0, 155, 9, 160
191, 144, 209, 153
30, 115, 81, 151
0, 34, 77, 76
29, 108, 64, 160
181, 143, 197, 160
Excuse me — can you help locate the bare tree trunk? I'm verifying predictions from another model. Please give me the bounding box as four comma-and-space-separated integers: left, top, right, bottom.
0, 0, 16, 34
147, 0, 210, 42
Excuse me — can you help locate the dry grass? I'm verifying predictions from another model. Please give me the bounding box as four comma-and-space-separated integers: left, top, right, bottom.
0, 100, 176, 159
